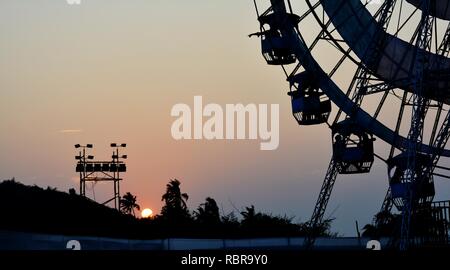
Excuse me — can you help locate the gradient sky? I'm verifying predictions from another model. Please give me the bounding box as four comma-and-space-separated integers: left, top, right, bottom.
1, 0, 450, 236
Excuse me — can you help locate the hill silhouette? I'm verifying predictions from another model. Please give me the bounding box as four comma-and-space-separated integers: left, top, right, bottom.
0, 179, 334, 239
0, 179, 139, 239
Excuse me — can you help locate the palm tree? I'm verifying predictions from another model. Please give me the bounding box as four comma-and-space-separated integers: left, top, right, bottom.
195, 197, 220, 224
160, 179, 191, 222
162, 179, 188, 208
120, 192, 140, 217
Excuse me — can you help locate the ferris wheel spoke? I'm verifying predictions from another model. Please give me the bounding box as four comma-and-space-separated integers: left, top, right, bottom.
309, 18, 336, 51
333, 63, 372, 125
390, 91, 408, 158
329, 47, 353, 77
305, 0, 362, 65
430, 108, 450, 169
429, 102, 443, 145
438, 23, 450, 56
373, 89, 390, 120
363, 80, 404, 95
392, 5, 420, 37
298, 1, 321, 22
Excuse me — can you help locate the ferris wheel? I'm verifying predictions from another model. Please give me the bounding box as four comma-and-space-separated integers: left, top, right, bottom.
251, 0, 450, 250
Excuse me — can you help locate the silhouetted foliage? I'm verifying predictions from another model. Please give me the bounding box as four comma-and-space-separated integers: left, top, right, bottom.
194, 197, 221, 225
120, 192, 140, 217
304, 218, 337, 237
363, 208, 447, 242
239, 205, 306, 237
221, 212, 239, 226
159, 179, 192, 224
362, 210, 398, 238
221, 212, 240, 231
69, 188, 77, 196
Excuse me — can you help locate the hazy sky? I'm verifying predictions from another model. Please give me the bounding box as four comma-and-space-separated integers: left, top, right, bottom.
1, 0, 450, 236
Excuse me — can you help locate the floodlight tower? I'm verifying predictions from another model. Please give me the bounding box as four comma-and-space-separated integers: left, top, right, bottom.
74, 143, 127, 210
74, 144, 94, 197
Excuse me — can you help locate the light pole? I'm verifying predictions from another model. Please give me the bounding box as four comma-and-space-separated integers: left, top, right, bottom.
110, 143, 127, 210
74, 144, 94, 196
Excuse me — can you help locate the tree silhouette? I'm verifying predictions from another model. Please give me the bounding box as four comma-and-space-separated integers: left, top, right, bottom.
120, 192, 140, 217
69, 188, 77, 196
362, 210, 397, 238
374, 210, 395, 226
240, 205, 303, 237
241, 205, 258, 223
160, 179, 191, 222
221, 212, 239, 226
306, 218, 336, 237
361, 224, 377, 238
195, 197, 221, 225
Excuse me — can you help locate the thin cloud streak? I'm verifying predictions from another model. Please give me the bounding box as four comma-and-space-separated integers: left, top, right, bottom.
59, 129, 83, 134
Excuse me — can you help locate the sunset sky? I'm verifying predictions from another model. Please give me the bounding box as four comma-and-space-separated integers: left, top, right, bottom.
1, 0, 450, 236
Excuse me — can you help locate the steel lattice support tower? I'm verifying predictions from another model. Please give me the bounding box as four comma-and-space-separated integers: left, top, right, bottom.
399, 0, 434, 250
308, 0, 397, 247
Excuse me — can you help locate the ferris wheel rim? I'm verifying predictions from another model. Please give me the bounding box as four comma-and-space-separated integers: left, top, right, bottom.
283, 4, 450, 157
307, 0, 450, 104
406, 0, 450, 21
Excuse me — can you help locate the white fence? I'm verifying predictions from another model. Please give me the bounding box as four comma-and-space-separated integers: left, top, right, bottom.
0, 231, 389, 250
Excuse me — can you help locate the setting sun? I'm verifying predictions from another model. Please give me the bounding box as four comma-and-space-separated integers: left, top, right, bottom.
141, 208, 153, 218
